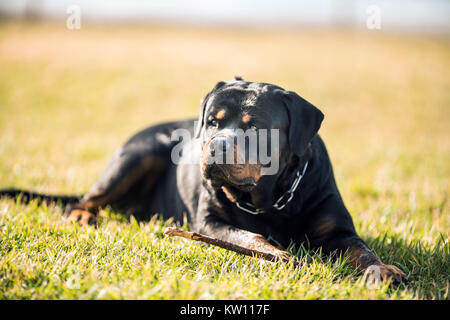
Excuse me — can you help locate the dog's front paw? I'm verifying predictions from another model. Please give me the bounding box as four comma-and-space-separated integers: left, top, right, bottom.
248, 234, 292, 263
66, 208, 97, 226
363, 264, 407, 287
274, 249, 292, 262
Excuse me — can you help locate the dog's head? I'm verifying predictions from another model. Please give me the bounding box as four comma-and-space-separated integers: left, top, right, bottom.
195, 78, 324, 208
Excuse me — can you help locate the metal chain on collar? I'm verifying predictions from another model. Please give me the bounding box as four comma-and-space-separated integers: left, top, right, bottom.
235, 161, 309, 215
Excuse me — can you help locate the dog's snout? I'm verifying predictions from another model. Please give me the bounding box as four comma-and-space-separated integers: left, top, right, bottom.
209, 136, 232, 156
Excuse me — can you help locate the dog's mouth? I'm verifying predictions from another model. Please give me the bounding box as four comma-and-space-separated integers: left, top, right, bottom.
205, 163, 258, 192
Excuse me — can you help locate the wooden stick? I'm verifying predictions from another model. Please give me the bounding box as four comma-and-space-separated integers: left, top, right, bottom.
164, 227, 300, 267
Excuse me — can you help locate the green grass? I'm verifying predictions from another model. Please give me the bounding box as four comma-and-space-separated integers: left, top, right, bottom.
0, 22, 449, 299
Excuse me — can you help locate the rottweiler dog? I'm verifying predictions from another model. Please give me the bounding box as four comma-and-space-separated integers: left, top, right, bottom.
1, 78, 407, 285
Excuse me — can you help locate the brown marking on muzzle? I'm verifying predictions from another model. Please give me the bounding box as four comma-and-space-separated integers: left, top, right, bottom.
228, 143, 263, 183
202, 137, 263, 186
223, 163, 262, 184
201, 139, 212, 178
221, 185, 238, 202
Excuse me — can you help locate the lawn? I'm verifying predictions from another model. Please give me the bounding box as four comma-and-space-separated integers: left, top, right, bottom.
0, 22, 448, 299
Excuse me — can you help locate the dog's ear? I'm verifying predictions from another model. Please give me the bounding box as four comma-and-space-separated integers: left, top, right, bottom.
280, 90, 324, 157
194, 81, 226, 138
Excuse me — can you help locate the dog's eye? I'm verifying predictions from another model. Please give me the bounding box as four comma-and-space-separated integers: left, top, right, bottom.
208, 118, 218, 127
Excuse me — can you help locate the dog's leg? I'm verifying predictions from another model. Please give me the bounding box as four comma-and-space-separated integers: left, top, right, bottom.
306, 195, 407, 285
67, 147, 166, 226
325, 233, 407, 286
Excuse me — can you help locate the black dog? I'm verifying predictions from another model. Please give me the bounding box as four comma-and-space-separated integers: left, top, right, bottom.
1, 78, 407, 285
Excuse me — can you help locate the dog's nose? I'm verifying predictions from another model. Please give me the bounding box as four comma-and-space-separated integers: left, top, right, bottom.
209, 136, 232, 156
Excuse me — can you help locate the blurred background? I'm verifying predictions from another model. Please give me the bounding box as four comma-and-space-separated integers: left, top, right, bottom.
0, 1, 448, 240
2, 0, 450, 32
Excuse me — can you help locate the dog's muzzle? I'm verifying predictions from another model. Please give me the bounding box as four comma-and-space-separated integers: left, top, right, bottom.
201, 134, 262, 190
